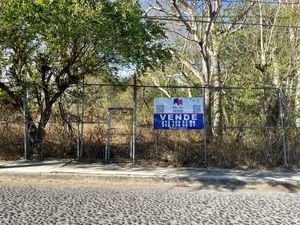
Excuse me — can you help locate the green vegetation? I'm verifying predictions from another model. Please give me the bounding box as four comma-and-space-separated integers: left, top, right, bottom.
0, 0, 170, 158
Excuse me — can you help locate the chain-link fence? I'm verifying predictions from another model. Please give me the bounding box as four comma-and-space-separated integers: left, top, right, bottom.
0, 104, 24, 160
0, 82, 299, 168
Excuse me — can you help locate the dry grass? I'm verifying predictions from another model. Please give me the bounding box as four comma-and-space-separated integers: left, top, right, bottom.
0, 112, 299, 169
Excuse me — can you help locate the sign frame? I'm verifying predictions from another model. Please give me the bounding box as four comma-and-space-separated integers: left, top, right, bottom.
153, 97, 204, 130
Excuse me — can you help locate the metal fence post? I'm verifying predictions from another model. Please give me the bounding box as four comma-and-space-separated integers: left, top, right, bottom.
203, 87, 208, 167
76, 84, 81, 161
23, 89, 29, 160
80, 77, 85, 159
105, 110, 111, 162
279, 88, 287, 166
132, 73, 137, 164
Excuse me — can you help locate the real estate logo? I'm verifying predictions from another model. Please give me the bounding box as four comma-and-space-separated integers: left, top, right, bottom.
173, 98, 183, 108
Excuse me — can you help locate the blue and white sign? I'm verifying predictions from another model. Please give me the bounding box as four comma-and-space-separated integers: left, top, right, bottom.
154, 97, 204, 130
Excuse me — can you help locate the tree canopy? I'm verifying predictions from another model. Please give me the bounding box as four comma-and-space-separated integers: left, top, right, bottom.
0, 0, 171, 157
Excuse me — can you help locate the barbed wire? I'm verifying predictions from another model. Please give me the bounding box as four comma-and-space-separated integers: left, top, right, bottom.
185, 0, 300, 5
146, 14, 299, 20
82, 83, 299, 90
144, 15, 300, 28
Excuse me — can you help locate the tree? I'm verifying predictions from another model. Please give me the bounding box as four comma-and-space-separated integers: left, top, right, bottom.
0, 0, 170, 158
218, 0, 300, 165
145, 0, 255, 141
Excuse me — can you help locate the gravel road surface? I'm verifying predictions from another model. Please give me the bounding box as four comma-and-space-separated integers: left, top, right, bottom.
0, 181, 299, 225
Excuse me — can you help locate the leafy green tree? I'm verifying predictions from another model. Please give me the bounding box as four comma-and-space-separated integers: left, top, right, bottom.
219, 2, 300, 165
0, 0, 170, 158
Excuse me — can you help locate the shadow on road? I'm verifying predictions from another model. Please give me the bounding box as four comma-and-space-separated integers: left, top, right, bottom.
177, 169, 300, 193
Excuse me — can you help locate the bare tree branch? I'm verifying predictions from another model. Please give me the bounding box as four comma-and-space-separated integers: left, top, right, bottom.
221, 2, 256, 38
171, 50, 204, 83
151, 76, 171, 98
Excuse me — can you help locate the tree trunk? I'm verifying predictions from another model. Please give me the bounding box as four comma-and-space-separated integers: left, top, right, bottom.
201, 55, 213, 143
28, 109, 52, 159
265, 91, 281, 166
296, 69, 300, 127
262, 52, 281, 165
211, 48, 223, 141
204, 86, 213, 143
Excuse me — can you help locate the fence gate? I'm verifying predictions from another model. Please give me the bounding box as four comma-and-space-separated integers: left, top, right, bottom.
105, 108, 133, 162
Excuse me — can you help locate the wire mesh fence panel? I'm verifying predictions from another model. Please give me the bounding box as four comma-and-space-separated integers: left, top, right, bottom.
280, 88, 300, 167
23, 86, 80, 159
135, 86, 206, 166
41, 119, 78, 159
78, 85, 108, 161
0, 105, 24, 160
2, 82, 299, 168
210, 127, 282, 168
209, 87, 286, 168
108, 109, 133, 162
81, 122, 106, 161
80, 85, 134, 161
286, 127, 300, 167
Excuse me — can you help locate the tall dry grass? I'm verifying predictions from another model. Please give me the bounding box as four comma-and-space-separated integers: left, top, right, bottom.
0, 108, 299, 168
